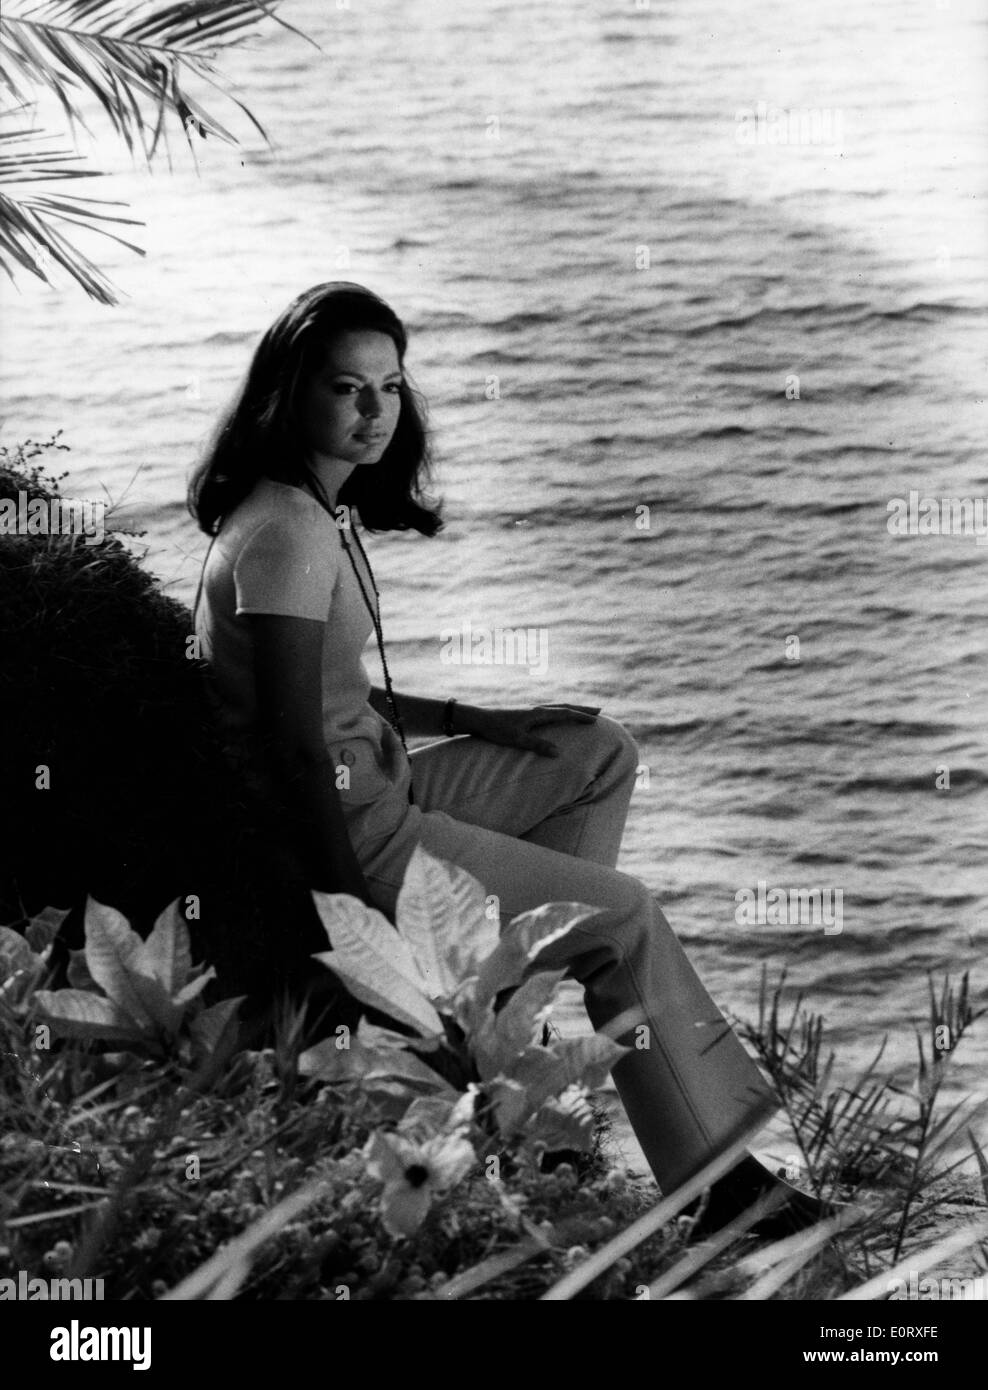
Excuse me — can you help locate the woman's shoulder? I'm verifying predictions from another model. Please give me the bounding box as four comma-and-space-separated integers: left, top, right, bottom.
214, 478, 341, 614
222, 478, 333, 543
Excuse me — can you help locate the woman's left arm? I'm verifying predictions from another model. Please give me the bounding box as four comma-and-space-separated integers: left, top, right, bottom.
368, 688, 448, 738
369, 686, 600, 756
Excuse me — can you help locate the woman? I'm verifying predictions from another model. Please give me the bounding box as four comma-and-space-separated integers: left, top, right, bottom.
190, 281, 827, 1232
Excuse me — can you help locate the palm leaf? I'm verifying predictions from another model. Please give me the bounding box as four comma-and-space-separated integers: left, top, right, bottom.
838, 1217, 988, 1301
969, 1128, 988, 1207
0, 187, 127, 302
0, 123, 105, 181
0, 1, 300, 159
0, 119, 144, 301
0, 5, 312, 300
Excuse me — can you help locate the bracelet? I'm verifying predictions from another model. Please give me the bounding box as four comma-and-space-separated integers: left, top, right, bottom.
442, 697, 458, 737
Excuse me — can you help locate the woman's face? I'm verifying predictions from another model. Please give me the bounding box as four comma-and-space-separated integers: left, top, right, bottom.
298, 329, 403, 466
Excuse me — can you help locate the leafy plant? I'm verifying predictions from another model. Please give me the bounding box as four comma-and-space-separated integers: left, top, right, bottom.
890, 972, 983, 1260
0, 120, 144, 306
4, 913, 983, 1297
739, 966, 985, 1218
28, 896, 242, 1060
0, 0, 307, 301
0, 905, 69, 1006
363, 1095, 477, 1239
0, 432, 71, 501
300, 846, 628, 1233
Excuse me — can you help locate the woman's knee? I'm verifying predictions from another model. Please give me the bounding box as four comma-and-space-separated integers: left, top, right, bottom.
579, 867, 654, 938
593, 714, 640, 783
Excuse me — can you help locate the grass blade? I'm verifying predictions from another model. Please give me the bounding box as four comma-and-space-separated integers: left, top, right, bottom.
838, 1218, 988, 1301
540, 1112, 772, 1301
160, 1179, 326, 1300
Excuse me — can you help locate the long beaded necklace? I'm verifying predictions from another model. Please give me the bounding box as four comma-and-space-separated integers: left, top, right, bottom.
304, 468, 415, 805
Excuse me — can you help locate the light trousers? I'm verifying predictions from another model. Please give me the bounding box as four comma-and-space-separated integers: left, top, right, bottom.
329, 714, 777, 1192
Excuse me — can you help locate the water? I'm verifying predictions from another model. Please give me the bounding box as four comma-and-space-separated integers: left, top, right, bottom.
2, 0, 986, 1152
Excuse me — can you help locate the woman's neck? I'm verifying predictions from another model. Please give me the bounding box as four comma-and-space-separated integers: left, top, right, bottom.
304, 453, 357, 512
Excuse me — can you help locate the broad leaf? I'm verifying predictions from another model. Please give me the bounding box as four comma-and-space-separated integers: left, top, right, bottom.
395, 846, 498, 999
473, 903, 603, 1012
472, 969, 566, 1079
312, 892, 428, 994
24, 906, 70, 954
34, 988, 142, 1043
82, 897, 155, 1027
488, 1076, 531, 1136
172, 967, 216, 1008
299, 1036, 449, 1093
360, 1080, 431, 1121
312, 953, 443, 1039
67, 947, 98, 992
526, 1089, 597, 1154
125, 973, 186, 1035
494, 1034, 629, 1134
84, 899, 205, 1033
357, 1019, 426, 1052
508, 1034, 628, 1119
397, 1095, 462, 1136
0, 925, 39, 979
137, 899, 192, 995
299, 1035, 382, 1082
189, 997, 243, 1056
364, 1051, 452, 1094
440, 977, 490, 1038
311, 892, 443, 1036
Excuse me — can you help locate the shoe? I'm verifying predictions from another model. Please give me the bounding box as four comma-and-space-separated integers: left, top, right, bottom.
683, 1153, 839, 1240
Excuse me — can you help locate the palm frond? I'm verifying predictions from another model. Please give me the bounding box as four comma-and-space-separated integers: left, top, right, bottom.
838, 1217, 988, 1301
969, 1128, 988, 1207
0, 123, 143, 304
0, 1, 297, 160
0, 120, 102, 181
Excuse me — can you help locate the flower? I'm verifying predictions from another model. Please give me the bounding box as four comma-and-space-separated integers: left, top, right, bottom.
364, 1129, 475, 1238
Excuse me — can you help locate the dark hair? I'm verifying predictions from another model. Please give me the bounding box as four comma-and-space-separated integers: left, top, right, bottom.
188, 282, 442, 537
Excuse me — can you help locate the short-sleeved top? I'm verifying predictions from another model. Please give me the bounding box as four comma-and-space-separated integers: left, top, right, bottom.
195, 477, 395, 771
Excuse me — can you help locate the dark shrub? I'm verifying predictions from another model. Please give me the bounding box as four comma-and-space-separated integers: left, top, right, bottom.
0, 439, 354, 1035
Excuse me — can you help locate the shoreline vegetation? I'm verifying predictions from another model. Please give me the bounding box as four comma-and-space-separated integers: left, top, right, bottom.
0, 1, 298, 306
2, 439, 987, 1301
